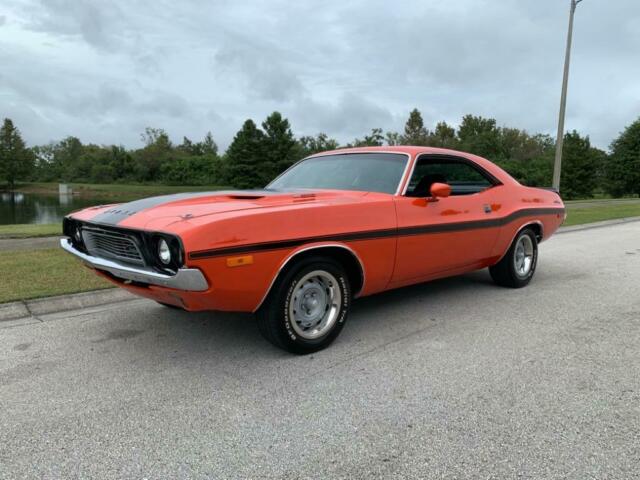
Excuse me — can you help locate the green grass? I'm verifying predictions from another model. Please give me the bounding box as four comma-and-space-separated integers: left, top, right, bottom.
565, 198, 640, 205
0, 223, 61, 238
0, 248, 112, 303
564, 202, 640, 226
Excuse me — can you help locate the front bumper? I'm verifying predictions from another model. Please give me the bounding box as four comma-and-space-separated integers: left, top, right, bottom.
60, 238, 209, 292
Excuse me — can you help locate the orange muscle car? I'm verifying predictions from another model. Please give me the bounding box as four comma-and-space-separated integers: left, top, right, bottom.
62, 146, 565, 353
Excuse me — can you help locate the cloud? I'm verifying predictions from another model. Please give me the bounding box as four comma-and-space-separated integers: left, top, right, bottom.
0, 0, 639, 151
20, 0, 126, 51
213, 41, 306, 102
291, 93, 395, 139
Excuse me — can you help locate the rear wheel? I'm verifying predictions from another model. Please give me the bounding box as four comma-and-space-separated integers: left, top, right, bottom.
257, 256, 351, 354
490, 228, 538, 288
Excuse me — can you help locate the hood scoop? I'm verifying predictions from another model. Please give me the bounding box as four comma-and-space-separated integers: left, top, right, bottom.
226, 194, 265, 200
224, 192, 317, 202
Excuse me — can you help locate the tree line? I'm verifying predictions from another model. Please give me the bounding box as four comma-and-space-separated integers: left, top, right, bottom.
1, 109, 639, 199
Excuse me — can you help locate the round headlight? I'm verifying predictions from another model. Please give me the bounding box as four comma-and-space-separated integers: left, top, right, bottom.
74, 225, 82, 242
157, 238, 171, 265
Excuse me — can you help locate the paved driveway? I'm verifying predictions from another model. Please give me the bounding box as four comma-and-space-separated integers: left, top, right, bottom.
1, 222, 639, 479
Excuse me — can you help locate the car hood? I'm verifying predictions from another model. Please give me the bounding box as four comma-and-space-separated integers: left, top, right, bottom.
74, 189, 372, 230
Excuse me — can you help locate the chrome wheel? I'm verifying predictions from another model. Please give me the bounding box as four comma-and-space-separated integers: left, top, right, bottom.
288, 270, 342, 340
514, 234, 534, 278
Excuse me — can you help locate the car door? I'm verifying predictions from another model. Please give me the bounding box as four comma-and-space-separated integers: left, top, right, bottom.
391, 154, 504, 284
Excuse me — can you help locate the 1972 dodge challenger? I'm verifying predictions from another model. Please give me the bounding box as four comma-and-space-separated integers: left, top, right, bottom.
61, 146, 565, 353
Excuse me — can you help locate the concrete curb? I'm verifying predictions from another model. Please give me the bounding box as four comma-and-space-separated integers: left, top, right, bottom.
558, 216, 640, 234
0, 288, 134, 323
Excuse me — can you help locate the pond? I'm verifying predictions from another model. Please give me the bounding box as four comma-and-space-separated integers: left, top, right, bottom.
0, 192, 112, 225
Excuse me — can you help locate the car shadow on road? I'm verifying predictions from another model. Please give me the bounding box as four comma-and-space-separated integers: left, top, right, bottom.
352, 269, 494, 315
133, 269, 497, 360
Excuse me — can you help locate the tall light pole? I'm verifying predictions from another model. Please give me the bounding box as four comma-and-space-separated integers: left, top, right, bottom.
553, 0, 582, 191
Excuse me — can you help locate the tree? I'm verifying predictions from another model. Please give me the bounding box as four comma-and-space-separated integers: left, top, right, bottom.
200, 131, 218, 156
163, 132, 221, 185
161, 154, 221, 186
224, 119, 267, 189
559, 130, 600, 199
401, 108, 430, 145
606, 118, 640, 197
385, 131, 402, 146
77, 144, 107, 181
135, 127, 173, 181
0, 119, 33, 188
107, 145, 135, 181
262, 112, 297, 183
349, 128, 384, 147
140, 127, 171, 148
456, 115, 501, 160
56, 136, 84, 181
31, 144, 57, 182
297, 133, 339, 157
430, 121, 457, 149
491, 129, 554, 187
178, 136, 196, 155
177, 132, 219, 157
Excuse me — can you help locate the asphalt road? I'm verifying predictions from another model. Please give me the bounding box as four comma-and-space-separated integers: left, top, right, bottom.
1, 222, 639, 479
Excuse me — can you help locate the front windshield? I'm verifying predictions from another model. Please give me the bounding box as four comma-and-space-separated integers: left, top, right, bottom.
267, 153, 408, 194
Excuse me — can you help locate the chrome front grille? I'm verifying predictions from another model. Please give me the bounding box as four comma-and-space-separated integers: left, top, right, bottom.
81, 227, 145, 266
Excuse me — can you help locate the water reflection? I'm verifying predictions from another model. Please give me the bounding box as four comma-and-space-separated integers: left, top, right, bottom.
59, 192, 72, 206
0, 192, 111, 225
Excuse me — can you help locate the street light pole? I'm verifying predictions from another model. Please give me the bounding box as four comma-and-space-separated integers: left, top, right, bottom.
552, 0, 582, 192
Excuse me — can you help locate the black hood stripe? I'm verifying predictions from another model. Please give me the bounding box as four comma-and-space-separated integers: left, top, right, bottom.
91, 189, 294, 225
188, 207, 564, 260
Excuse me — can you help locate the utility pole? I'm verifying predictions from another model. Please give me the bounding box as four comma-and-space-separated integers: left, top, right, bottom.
553, 0, 582, 192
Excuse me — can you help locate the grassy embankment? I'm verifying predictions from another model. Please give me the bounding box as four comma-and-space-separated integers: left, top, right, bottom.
0, 248, 111, 303
563, 199, 640, 226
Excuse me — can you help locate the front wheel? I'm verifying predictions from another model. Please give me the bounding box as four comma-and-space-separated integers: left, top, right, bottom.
489, 228, 538, 288
257, 256, 351, 354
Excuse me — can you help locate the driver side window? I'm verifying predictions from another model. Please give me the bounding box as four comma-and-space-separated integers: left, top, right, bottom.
406, 156, 495, 197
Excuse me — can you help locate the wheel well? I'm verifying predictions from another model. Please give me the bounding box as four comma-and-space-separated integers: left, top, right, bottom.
525, 222, 543, 242
272, 246, 365, 299
493, 222, 544, 266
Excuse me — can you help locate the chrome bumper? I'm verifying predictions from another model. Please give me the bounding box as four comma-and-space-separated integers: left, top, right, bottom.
60, 238, 209, 292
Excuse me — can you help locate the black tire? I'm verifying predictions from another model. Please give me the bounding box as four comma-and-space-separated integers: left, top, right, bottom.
489, 228, 538, 288
257, 256, 351, 354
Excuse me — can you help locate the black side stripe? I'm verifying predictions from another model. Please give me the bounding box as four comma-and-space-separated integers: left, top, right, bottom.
188, 207, 564, 260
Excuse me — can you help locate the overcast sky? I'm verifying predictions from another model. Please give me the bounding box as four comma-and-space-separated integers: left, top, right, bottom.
1, 0, 639, 151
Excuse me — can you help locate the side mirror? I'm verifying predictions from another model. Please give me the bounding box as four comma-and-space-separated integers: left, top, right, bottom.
429, 182, 451, 200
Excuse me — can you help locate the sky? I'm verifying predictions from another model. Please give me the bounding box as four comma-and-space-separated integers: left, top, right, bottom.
1, 0, 639, 152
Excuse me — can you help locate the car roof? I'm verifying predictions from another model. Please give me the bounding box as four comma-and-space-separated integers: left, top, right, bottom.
308, 145, 518, 186
310, 145, 460, 157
